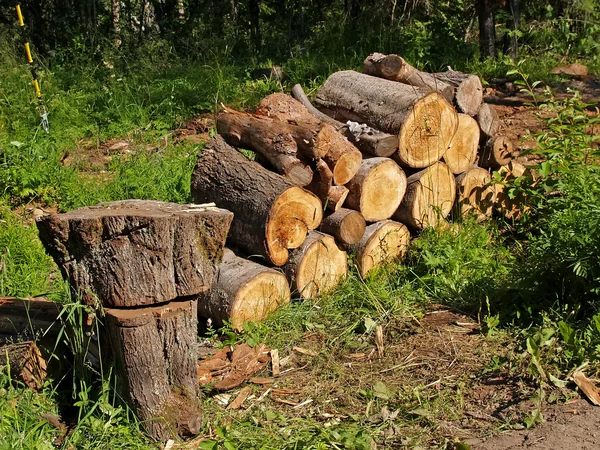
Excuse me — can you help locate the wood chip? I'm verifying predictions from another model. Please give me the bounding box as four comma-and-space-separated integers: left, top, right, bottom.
257, 388, 272, 402
279, 355, 292, 367
226, 386, 252, 410
214, 394, 231, 406
272, 397, 299, 406
164, 439, 175, 450
375, 325, 384, 359
271, 388, 303, 396
293, 346, 318, 357
345, 352, 368, 360
293, 398, 313, 409
249, 377, 275, 385
573, 370, 600, 406
271, 349, 280, 377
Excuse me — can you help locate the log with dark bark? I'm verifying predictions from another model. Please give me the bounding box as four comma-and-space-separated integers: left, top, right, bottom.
394, 162, 456, 229
191, 136, 322, 266
348, 220, 410, 278
320, 208, 366, 246
431, 70, 484, 116
0, 296, 61, 337
476, 103, 501, 140
345, 158, 407, 222
363, 53, 455, 102
443, 113, 480, 174
216, 109, 313, 186
479, 134, 514, 168
284, 231, 347, 299
0, 341, 47, 390
305, 159, 349, 211
105, 299, 201, 441
198, 249, 291, 330
36, 200, 233, 308
455, 167, 496, 222
316, 71, 458, 168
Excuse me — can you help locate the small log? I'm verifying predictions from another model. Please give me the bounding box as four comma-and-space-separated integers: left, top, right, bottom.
476, 103, 501, 140
0, 341, 47, 390
394, 162, 456, 229
443, 114, 480, 174
432, 70, 484, 116
191, 136, 322, 266
455, 167, 496, 222
305, 159, 349, 212
363, 53, 455, 102
479, 135, 514, 168
320, 208, 366, 246
348, 220, 410, 278
36, 200, 233, 308
316, 71, 458, 168
0, 296, 61, 337
345, 158, 407, 222
284, 231, 348, 299
198, 249, 291, 330
494, 161, 531, 221
105, 299, 201, 441
216, 109, 313, 186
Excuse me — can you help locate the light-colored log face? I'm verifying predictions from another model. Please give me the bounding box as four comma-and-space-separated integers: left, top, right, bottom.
408, 162, 457, 229
398, 93, 458, 168
358, 221, 410, 278
230, 272, 291, 330
456, 167, 495, 222
338, 212, 367, 245
296, 235, 347, 299
443, 114, 479, 174
455, 75, 483, 117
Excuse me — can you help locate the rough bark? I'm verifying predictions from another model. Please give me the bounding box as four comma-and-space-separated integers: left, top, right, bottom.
191, 136, 322, 266
316, 71, 458, 168
104, 299, 200, 441
478, 0, 497, 58
320, 208, 366, 246
443, 114, 480, 174
454, 167, 496, 222
198, 249, 291, 330
36, 200, 233, 308
305, 159, 349, 212
284, 231, 347, 299
479, 134, 514, 168
0, 341, 47, 390
431, 71, 484, 116
476, 103, 501, 140
394, 162, 456, 229
345, 158, 407, 222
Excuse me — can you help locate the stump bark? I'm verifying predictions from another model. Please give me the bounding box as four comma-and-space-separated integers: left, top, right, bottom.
443, 113, 480, 174
455, 167, 496, 222
432, 71, 483, 116
320, 208, 366, 246
479, 135, 514, 168
0, 341, 47, 390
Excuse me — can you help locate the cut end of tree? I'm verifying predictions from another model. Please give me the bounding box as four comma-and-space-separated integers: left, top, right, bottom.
455, 167, 496, 222
443, 113, 480, 174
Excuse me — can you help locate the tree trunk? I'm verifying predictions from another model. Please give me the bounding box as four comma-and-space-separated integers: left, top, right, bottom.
284, 231, 347, 299
363, 53, 455, 102
305, 159, 350, 212
476, 103, 501, 140
431, 71, 484, 116
320, 208, 366, 246
443, 114, 480, 174
454, 167, 496, 222
478, 0, 497, 58
0, 341, 47, 390
479, 135, 514, 168
345, 158, 407, 222
198, 249, 291, 330
216, 109, 313, 186
36, 200, 233, 308
394, 162, 456, 229
316, 71, 458, 168
505, 0, 520, 58
249, 0, 261, 53
348, 220, 410, 278
191, 136, 322, 266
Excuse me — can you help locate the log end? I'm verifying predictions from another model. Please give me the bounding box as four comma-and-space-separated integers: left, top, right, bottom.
456, 75, 483, 116
332, 148, 363, 185
455, 167, 495, 222
353, 221, 410, 278
443, 113, 479, 175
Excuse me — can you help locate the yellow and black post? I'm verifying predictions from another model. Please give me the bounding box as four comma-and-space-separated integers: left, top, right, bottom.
16, 4, 49, 133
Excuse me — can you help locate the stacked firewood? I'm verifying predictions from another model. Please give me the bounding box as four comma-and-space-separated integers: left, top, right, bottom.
191, 52, 521, 330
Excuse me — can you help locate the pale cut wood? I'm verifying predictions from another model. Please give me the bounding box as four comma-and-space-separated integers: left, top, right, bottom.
348, 220, 410, 278
0, 341, 47, 390
198, 249, 291, 331
191, 136, 322, 266
345, 158, 407, 222
573, 370, 600, 406
476, 103, 501, 140
479, 135, 514, 168
494, 161, 531, 221
443, 114, 480, 174
284, 231, 348, 299
432, 71, 484, 116
363, 53, 455, 102
394, 161, 456, 229
320, 208, 366, 246
305, 159, 350, 211
455, 167, 496, 222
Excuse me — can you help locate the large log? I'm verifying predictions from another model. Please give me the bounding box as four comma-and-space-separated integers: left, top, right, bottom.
191, 136, 322, 266
363, 53, 455, 102
216, 109, 313, 186
345, 158, 407, 222
443, 113, 480, 174
256, 93, 362, 185
432, 70, 484, 116
320, 208, 366, 246
394, 162, 456, 229
455, 167, 496, 222
316, 71, 458, 168
198, 249, 291, 330
348, 220, 410, 278
479, 134, 514, 168
305, 159, 350, 211
284, 231, 348, 299
36, 200, 233, 308
0, 341, 47, 390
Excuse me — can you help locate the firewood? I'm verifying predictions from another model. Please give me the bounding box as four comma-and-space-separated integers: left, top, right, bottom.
191, 136, 322, 266
316, 71, 458, 168
345, 158, 407, 222
0, 341, 47, 390
443, 114, 480, 174
431, 70, 484, 116
476, 103, 501, 140
494, 161, 531, 221
320, 208, 366, 246
455, 167, 496, 222
284, 231, 348, 299
394, 162, 456, 229
305, 159, 349, 211
479, 134, 514, 168
198, 249, 291, 330
0, 296, 61, 337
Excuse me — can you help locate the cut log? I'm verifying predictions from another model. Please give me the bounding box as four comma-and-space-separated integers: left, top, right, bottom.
0, 296, 61, 337
316, 71, 458, 168
394, 161, 456, 229
443, 113, 480, 174
105, 299, 200, 441
345, 158, 407, 222
290, 84, 399, 157
198, 249, 291, 330
479, 134, 514, 168
191, 136, 322, 266
256, 93, 362, 185
494, 161, 531, 221
284, 231, 348, 299
363, 53, 455, 102
348, 220, 410, 278
216, 109, 313, 186
36, 200, 233, 308
0, 341, 47, 390
476, 103, 501, 140
432, 70, 484, 116
320, 208, 366, 246
455, 167, 496, 222
305, 159, 349, 212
